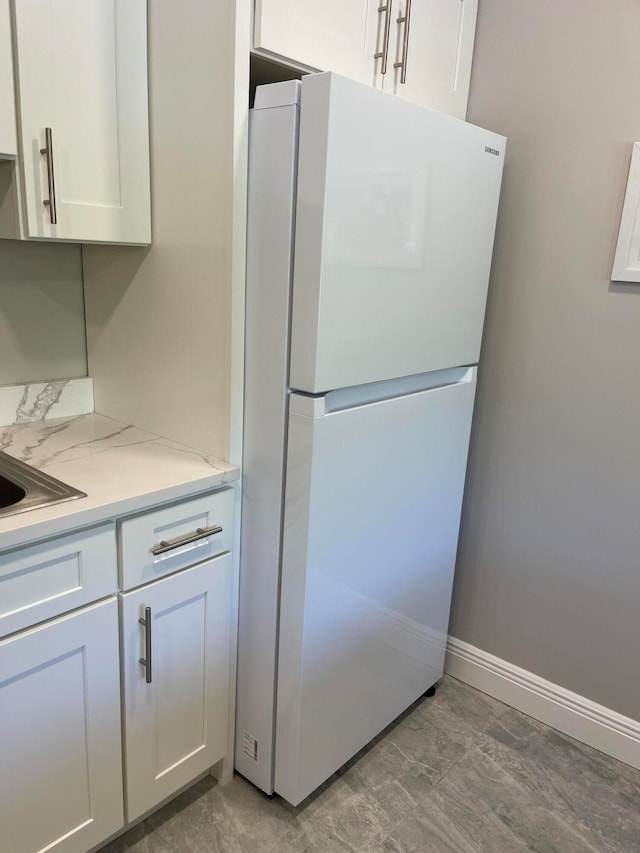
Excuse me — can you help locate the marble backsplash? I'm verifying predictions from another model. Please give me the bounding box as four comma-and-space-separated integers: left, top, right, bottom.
0, 378, 94, 426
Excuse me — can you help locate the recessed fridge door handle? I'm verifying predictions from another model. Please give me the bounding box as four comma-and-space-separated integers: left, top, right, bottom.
393, 0, 412, 84
139, 606, 152, 684
374, 1, 393, 75
39, 127, 57, 224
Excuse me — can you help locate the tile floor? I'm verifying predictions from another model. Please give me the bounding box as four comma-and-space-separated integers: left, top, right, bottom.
100, 676, 640, 852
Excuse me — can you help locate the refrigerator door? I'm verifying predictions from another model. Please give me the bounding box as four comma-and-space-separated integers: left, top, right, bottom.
289, 73, 505, 394
274, 367, 477, 805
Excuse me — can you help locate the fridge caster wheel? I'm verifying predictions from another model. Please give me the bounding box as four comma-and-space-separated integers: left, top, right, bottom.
424, 684, 438, 698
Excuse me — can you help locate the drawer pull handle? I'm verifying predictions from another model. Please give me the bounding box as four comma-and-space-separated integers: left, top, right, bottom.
151, 524, 223, 556
374, 1, 393, 75
139, 606, 152, 684
40, 127, 58, 224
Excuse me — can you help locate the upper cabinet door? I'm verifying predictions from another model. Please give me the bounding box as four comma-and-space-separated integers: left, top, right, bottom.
12, 0, 150, 243
0, 0, 17, 158
253, 0, 477, 118
384, 0, 478, 118
254, 0, 384, 88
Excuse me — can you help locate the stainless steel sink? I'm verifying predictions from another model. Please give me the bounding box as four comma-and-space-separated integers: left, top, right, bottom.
0, 451, 86, 519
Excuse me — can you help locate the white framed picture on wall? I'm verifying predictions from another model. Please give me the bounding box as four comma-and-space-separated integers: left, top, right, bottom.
612, 142, 640, 282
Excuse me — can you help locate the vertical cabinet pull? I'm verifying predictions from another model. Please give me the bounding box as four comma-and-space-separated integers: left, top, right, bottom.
39, 127, 57, 224
393, 0, 412, 84
139, 606, 152, 684
374, 1, 393, 74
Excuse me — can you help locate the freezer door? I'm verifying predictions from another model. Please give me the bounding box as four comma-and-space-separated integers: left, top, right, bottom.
274, 368, 477, 805
289, 73, 505, 393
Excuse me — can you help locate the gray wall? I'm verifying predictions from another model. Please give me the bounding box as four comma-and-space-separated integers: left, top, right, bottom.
450, 0, 640, 721
0, 241, 86, 385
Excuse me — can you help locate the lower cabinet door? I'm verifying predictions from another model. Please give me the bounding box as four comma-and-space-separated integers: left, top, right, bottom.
120, 553, 232, 822
0, 599, 124, 853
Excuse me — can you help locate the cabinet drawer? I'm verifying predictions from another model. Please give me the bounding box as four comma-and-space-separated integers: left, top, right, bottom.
0, 523, 117, 638
119, 488, 234, 590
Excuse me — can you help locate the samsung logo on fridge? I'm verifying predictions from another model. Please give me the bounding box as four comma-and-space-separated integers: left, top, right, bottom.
485, 146, 501, 156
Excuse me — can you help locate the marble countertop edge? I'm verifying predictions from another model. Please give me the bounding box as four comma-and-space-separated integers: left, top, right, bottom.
0, 413, 240, 552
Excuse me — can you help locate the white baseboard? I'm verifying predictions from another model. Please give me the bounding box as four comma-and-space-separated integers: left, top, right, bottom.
445, 636, 640, 772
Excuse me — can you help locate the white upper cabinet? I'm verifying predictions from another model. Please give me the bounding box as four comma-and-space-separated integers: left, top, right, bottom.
254, 0, 383, 88
0, 0, 17, 157
4, 0, 150, 244
383, 0, 478, 118
253, 0, 478, 118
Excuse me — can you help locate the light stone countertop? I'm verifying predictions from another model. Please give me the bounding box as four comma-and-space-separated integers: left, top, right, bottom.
0, 413, 239, 551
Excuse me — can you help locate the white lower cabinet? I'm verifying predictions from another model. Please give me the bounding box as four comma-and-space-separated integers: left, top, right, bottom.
0, 598, 123, 853
0, 489, 235, 851
120, 553, 232, 822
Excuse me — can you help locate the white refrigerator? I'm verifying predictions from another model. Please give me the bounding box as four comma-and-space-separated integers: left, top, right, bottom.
237, 72, 505, 806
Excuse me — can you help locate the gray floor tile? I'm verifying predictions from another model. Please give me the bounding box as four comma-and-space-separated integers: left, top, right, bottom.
101, 775, 319, 853
100, 677, 640, 853
427, 747, 600, 853
308, 775, 416, 853
477, 707, 640, 853
402, 675, 506, 742
380, 798, 479, 852
276, 817, 358, 852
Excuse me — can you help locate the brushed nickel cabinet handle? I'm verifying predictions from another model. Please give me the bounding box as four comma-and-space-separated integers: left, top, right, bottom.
393, 0, 412, 84
151, 524, 223, 557
39, 127, 57, 224
374, 1, 393, 74
139, 606, 152, 684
